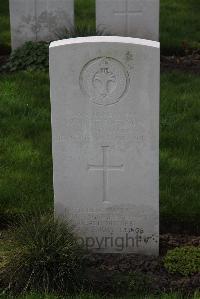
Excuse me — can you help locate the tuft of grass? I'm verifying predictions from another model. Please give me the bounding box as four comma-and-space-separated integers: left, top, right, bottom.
57, 24, 106, 40
1, 214, 86, 294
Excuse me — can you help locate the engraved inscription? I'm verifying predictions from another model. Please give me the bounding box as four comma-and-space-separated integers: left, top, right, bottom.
88, 146, 123, 202
19, 10, 68, 41
80, 57, 129, 106
59, 205, 159, 251
114, 0, 144, 35
90, 111, 147, 151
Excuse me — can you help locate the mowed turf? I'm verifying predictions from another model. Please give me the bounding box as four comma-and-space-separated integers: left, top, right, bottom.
160, 0, 200, 54
160, 72, 200, 231
0, 0, 200, 53
0, 71, 53, 220
0, 70, 200, 230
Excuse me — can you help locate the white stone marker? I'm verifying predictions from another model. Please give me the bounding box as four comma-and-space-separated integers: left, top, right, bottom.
50, 36, 160, 255
96, 0, 159, 41
9, 0, 74, 49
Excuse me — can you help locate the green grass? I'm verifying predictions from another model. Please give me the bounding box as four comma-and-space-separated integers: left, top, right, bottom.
75, 0, 95, 29
160, 0, 200, 54
0, 0, 10, 51
160, 72, 200, 231
1, 293, 200, 299
0, 0, 200, 53
0, 70, 200, 231
0, 71, 53, 222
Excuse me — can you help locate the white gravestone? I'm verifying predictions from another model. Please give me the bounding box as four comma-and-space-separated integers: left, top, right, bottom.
9, 0, 74, 49
50, 36, 160, 255
96, 0, 159, 41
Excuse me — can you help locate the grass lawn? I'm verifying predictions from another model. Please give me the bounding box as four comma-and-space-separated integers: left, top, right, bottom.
0, 0, 200, 54
160, 72, 200, 231
0, 70, 199, 231
0, 0, 11, 51
0, 71, 53, 221
160, 0, 200, 54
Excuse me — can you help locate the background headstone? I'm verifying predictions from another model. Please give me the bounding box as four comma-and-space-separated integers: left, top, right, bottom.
96, 0, 159, 41
9, 0, 74, 49
50, 36, 160, 255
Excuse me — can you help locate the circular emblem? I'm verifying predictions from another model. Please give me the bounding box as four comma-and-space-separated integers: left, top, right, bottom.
80, 57, 129, 106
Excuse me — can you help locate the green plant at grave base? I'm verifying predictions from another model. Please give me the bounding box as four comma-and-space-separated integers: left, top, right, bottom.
164, 246, 200, 276
1, 42, 49, 72
0, 25, 105, 73
58, 24, 107, 40
1, 214, 86, 294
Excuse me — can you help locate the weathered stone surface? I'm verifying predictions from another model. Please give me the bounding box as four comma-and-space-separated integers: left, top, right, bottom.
96, 0, 159, 41
9, 0, 74, 49
50, 36, 160, 254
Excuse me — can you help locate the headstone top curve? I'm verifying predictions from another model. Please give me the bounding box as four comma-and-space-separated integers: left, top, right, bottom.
50, 36, 160, 49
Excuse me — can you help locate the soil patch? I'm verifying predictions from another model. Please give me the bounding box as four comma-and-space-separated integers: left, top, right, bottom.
83, 234, 200, 295
0, 55, 9, 67
161, 50, 200, 74
1, 229, 199, 295
160, 234, 200, 255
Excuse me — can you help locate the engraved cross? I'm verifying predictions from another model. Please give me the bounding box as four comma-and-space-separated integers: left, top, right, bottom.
88, 146, 123, 203
114, 0, 143, 34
